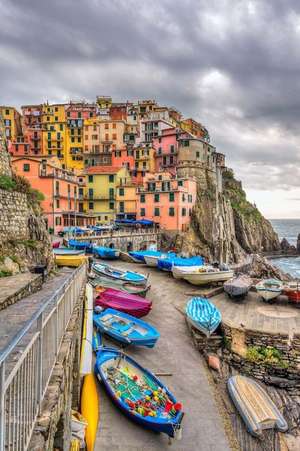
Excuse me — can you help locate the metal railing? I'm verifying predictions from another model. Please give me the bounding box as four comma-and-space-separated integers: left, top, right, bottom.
0, 263, 87, 451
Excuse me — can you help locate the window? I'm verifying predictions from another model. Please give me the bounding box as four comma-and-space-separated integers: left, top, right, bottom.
170, 145, 175, 153
71, 137, 75, 143
109, 202, 114, 210
88, 188, 93, 198
182, 140, 189, 147
89, 202, 94, 209
158, 147, 162, 155
182, 194, 185, 202
140, 194, 145, 203
23, 163, 30, 172
169, 192, 174, 202
78, 112, 82, 119
78, 137, 81, 143
119, 201, 124, 212
169, 207, 175, 216
109, 174, 114, 183
178, 180, 183, 187
92, 134, 98, 140
112, 123, 116, 129
140, 208, 145, 216
109, 187, 114, 198
105, 123, 109, 129
182, 208, 186, 216
47, 132, 51, 139
55, 216, 61, 225
188, 194, 193, 202
196, 151, 200, 158
56, 199, 60, 208
88, 175, 93, 183
112, 133, 117, 140
119, 187, 124, 196
189, 209, 192, 216
154, 193, 160, 202
154, 207, 160, 216
105, 133, 109, 141
55, 107, 58, 112
60, 124, 63, 131
55, 116, 58, 121
5, 109, 9, 115
93, 125, 97, 131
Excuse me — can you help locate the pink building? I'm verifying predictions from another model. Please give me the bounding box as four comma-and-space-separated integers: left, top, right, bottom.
136, 172, 197, 231
111, 147, 135, 171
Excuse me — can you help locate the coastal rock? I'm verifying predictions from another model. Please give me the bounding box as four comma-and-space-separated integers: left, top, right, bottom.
297, 234, 300, 253
281, 238, 291, 252
248, 254, 292, 281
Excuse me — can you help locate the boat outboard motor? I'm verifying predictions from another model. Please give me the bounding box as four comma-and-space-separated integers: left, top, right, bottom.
212, 261, 219, 268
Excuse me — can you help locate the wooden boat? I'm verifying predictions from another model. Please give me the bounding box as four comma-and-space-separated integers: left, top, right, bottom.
185, 297, 221, 336
255, 279, 283, 302
95, 347, 184, 439
144, 252, 176, 268
94, 308, 160, 348
227, 375, 288, 437
93, 246, 120, 260
52, 241, 60, 248
95, 288, 152, 318
81, 373, 99, 451
54, 248, 85, 255
158, 256, 204, 272
172, 265, 203, 279
283, 281, 300, 304
92, 263, 148, 286
89, 274, 150, 297
224, 275, 252, 299
54, 254, 88, 267
182, 266, 234, 286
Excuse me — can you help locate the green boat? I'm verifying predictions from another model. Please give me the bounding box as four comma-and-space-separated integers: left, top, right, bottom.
89, 274, 150, 297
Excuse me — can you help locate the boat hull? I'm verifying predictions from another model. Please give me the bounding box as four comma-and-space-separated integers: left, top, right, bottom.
185, 297, 221, 336
183, 270, 234, 286
89, 275, 150, 297
93, 308, 159, 348
92, 263, 148, 286
95, 347, 183, 438
54, 254, 88, 267
227, 375, 288, 437
224, 276, 252, 299
93, 247, 120, 260
172, 265, 203, 279
144, 255, 159, 267
81, 373, 99, 451
95, 288, 152, 318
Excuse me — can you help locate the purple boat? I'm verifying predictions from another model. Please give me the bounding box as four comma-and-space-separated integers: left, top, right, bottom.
95, 288, 152, 318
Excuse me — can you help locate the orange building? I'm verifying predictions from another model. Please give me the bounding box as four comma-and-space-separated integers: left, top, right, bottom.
136, 172, 197, 231
12, 157, 96, 233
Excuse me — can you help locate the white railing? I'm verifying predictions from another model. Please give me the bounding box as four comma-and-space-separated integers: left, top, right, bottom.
0, 263, 86, 451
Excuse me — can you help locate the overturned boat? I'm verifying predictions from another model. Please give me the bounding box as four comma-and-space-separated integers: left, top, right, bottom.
185, 297, 221, 336
95, 288, 152, 318
224, 275, 252, 299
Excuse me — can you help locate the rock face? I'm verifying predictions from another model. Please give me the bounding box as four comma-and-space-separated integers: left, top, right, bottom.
174, 167, 280, 263
0, 142, 52, 273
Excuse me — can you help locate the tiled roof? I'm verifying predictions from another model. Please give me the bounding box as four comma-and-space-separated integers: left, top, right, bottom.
86, 165, 121, 174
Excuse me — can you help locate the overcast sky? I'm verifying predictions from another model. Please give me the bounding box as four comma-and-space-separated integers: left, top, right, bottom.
1, 0, 300, 218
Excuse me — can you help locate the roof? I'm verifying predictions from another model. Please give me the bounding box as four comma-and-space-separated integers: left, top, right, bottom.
86, 165, 121, 175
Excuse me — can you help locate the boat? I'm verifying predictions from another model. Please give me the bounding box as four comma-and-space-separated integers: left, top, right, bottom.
53, 248, 85, 256
54, 254, 88, 267
172, 265, 203, 279
94, 308, 160, 348
95, 288, 152, 318
181, 266, 234, 286
81, 373, 99, 451
224, 275, 253, 299
144, 252, 177, 268
80, 284, 94, 376
93, 246, 120, 260
69, 239, 93, 252
95, 347, 184, 439
52, 241, 60, 248
119, 251, 143, 264
185, 297, 221, 336
92, 263, 148, 286
283, 281, 300, 304
92, 327, 102, 353
89, 274, 151, 297
128, 250, 162, 263
255, 279, 283, 303
157, 256, 204, 272
227, 375, 288, 437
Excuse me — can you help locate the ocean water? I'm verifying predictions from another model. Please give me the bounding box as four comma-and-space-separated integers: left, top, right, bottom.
269, 219, 300, 277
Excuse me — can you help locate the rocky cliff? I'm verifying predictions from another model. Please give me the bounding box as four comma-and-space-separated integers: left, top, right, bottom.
171, 168, 280, 264
0, 136, 52, 275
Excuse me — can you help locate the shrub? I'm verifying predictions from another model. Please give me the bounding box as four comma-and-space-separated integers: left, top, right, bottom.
246, 346, 288, 368
0, 175, 17, 191
0, 269, 12, 277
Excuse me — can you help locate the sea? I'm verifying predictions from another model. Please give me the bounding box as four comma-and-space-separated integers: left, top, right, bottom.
269, 219, 300, 277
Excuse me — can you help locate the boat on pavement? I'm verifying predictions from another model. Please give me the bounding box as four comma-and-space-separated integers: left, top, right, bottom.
52, 241, 60, 248
158, 256, 204, 272
129, 250, 163, 263
95, 288, 152, 318
95, 347, 184, 439
255, 279, 283, 302
54, 248, 85, 256
93, 246, 120, 260
68, 239, 93, 253
92, 262, 148, 286
224, 275, 253, 299
144, 252, 176, 268
89, 274, 150, 297
227, 375, 288, 437
94, 308, 160, 348
283, 281, 300, 304
54, 254, 88, 267
185, 297, 221, 336
181, 265, 234, 286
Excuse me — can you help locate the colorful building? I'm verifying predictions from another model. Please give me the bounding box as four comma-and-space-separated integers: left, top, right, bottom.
12, 156, 96, 233
136, 172, 197, 231
111, 147, 135, 171
152, 127, 181, 175
41, 103, 66, 164
115, 179, 137, 220
0, 106, 22, 142
21, 104, 44, 155
85, 165, 131, 223
132, 145, 155, 184
180, 118, 210, 141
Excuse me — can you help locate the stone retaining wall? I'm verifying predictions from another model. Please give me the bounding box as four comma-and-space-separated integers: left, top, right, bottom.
0, 189, 32, 241
0, 273, 43, 311
29, 286, 84, 450
0, 147, 12, 177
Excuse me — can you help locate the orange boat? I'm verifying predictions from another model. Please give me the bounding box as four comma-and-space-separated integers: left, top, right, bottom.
283, 282, 300, 304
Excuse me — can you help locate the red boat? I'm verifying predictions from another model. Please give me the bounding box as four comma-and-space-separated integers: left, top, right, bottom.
95, 288, 152, 318
52, 241, 60, 249
283, 283, 300, 304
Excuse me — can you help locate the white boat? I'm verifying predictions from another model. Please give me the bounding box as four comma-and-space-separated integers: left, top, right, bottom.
144, 255, 162, 267
182, 266, 234, 286
172, 265, 204, 279
255, 279, 283, 302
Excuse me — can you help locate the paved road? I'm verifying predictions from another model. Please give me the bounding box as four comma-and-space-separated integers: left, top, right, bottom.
95, 261, 231, 451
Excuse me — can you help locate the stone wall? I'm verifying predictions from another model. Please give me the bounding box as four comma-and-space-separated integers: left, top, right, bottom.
0, 189, 32, 240
29, 285, 84, 450
0, 144, 12, 177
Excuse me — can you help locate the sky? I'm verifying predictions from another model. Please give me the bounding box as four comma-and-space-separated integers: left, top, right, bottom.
1, 0, 300, 218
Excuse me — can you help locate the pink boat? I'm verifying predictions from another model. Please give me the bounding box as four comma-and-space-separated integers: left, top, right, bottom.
52, 241, 60, 249
95, 288, 152, 318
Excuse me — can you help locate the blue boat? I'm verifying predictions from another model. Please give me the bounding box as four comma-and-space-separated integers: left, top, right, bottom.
68, 239, 93, 253
94, 308, 160, 348
158, 256, 204, 272
185, 297, 221, 336
92, 327, 102, 353
93, 246, 120, 260
92, 263, 148, 286
95, 347, 184, 438
128, 250, 159, 263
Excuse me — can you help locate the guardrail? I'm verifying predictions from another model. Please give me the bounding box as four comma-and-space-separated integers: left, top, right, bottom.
0, 263, 87, 451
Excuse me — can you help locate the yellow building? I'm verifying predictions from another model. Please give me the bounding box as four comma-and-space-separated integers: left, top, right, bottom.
134, 146, 155, 173
85, 165, 131, 223
0, 106, 22, 141
115, 181, 137, 219
42, 104, 67, 164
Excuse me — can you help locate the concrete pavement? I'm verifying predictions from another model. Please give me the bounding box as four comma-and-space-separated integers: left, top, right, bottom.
94, 261, 231, 451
